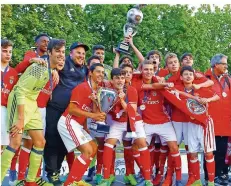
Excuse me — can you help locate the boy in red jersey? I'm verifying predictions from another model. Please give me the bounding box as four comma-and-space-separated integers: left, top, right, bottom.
1, 39, 19, 185
175, 66, 219, 186
97, 68, 153, 186
15, 33, 49, 73
57, 63, 106, 186
133, 60, 183, 186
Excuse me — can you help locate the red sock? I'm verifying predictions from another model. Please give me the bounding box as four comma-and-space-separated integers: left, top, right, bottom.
165, 153, 174, 178
64, 155, 91, 185
148, 145, 155, 175
18, 147, 30, 180
96, 146, 104, 174
158, 146, 168, 175
10, 148, 20, 171
154, 148, 160, 170
124, 146, 134, 175
139, 147, 151, 180
133, 149, 142, 169
206, 154, 215, 182
190, 158, 200, 180
66, 152, 75, 170
110, 149, 116, 175
103, 143, 114, 179
187, 153, 194, 178
170, 151, 182, 181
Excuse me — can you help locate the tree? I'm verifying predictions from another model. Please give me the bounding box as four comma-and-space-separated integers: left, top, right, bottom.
1, 4, 231, 72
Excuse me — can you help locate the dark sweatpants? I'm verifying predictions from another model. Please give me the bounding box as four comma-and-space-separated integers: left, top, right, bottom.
204, 136, 228, 179
44, 105, 68, 176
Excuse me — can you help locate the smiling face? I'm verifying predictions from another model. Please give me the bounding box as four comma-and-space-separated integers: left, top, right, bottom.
214, 57, 228, 75
70, 46, 86, 66
181, 55, 194, 67
94, 49, 105, 64
111, 75, 125, 91
90, 65, 105, 84
1, 46, 12, 65
49, 46, 65, 71
141, 63, 154, 81
123, 66, 133, 83
121, 57, 132, 66
36, 36, 49, 53
180, 70, 194, 84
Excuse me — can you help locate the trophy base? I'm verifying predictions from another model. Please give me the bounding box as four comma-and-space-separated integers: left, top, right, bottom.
115, 42, 131, 55
125, 132, 137, 138
89, 122, 110, 134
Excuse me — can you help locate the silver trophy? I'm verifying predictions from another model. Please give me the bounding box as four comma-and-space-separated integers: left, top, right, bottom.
115, 4, 144, 55
89, 87, 118, 134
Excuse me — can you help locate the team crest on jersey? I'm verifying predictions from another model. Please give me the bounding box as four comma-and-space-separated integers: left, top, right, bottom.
152, 91, 157, 96
9, 76, 14, 84
186, 98, 206, 115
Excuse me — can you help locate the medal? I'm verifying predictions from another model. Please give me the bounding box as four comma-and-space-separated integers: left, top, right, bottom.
222, 92, 227, 98
140, 104, 146, 110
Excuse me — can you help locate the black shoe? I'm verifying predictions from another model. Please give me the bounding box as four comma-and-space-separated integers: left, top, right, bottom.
220, 174, 229, 183
47, 172, 62, 186
85, 166, 96, 182
214, 177, 228, 186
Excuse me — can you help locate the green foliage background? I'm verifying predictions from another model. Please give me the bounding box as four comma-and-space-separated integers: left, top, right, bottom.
1, 4, 231, 72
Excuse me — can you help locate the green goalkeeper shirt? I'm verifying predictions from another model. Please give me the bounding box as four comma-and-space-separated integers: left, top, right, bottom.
12, 63, 49, 105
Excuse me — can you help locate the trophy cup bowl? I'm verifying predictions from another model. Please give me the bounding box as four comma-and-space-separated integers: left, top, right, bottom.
115, 5, 144, 56
89, 88, 118, 134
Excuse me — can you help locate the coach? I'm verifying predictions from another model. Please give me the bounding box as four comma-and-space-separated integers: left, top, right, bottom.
204, 54, 231, 185
44, 42, 89, 186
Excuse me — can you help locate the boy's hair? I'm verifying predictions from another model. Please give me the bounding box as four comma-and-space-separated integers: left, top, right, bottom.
35, 33, 49, 42
1, 39, 13, 48
180, 66, 194, 75
146, 50, 162, 61
89, 63, 104, 72
87, 55, 101, 66
180, 52, 193, 62
120, 63, 134, 71
111, 68, 126, 79
119, 55, 133, 64
47, 39, 66, 53
92, 45, 105, 54
164, 53, 178, 65
140, 59, 154, 69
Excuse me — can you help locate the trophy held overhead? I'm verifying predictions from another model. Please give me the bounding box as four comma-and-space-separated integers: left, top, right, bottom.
115, 4, 145, 55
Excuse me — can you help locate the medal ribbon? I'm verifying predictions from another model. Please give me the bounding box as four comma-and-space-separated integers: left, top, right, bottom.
47, 58, 53, 100
1, 65, 9, 89
212, 70, 226, 91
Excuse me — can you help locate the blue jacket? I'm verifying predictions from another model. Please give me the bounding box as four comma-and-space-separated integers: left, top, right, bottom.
47, 55, 88, 111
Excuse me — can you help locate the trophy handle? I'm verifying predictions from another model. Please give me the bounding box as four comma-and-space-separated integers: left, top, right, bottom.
123, 23, 137, 37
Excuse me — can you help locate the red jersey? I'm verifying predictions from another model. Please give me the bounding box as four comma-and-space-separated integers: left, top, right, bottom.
62, 82, 92, 126
1, 67, 18, 106
132, 76, 170, 124
15, 50, 37, 74
36, 81, 57, 108
110, 86, 138, 122
171, 84, 190, 122
155, 68, 169, 77
205, 69, 231, 136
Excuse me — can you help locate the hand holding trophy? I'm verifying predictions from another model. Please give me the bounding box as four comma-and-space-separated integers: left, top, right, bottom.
115, 4, 145, 55
89, 87, 118, 134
